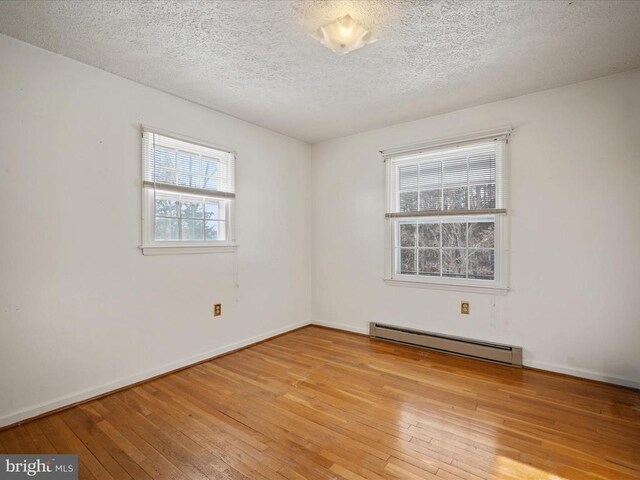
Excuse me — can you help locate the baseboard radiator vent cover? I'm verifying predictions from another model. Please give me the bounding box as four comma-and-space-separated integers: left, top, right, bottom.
369, 322, 523, 367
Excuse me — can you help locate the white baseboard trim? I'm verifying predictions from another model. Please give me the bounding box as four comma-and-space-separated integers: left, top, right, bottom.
312, 321, 639, 390
311, 320, 369, 335
0, 319, 311, 428
525, 359, 639, 390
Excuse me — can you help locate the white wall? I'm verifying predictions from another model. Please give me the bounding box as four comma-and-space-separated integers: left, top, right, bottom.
311, 69, 640, 388
0, 35, 311, 426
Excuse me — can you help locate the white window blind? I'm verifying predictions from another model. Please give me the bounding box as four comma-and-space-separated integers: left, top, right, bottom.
387, 139, 506, 217
142, 130, 235, 198
384, 132, 509, 291
141, 128, 236, 251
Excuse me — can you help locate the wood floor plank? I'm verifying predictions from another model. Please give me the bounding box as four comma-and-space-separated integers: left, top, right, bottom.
0, 326, 638, 479
38, 415, 110, 480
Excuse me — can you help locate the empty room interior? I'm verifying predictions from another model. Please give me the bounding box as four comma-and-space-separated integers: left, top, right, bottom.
1, 0, 639, 479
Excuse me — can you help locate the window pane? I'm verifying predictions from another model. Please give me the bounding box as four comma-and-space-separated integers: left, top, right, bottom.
419, 162, 441, 190
190, 175, 207, 190
155, 197, 179, 217
468, 249, 494, 280
418, 223, 440, 247
201, 157, 219, 190
468, 221, 494, 248
152, 146, 176, 169
181, 219, 204, 240
155, 167, 176, 184
178, 173, 205, 188
442, 222, 467, 247
205, 200, 223, 219
177, 151, 200, 187
205, 220, 225, 241
468, 154, 495, 185
418, 249, 440, 276
155, 217, 179, 241
177, 150, 199, 173
442, 249, 466, 278
443, 157, 467, 187
469, 184, 496, 209
419, 189, 441, 211
181, 199, 204, 218
398, 165, 418, 190
443, 187, 467, 210
177, 173, 189, 187
399, 223, 416, 247
399, 191, 418, 212
399, 248, 416, 274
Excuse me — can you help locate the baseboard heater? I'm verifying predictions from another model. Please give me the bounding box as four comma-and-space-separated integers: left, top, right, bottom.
369, 322, 523, 367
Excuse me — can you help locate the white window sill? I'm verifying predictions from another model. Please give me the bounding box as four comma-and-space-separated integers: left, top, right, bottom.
383, 278, 509, 295
140, 244, 238, 256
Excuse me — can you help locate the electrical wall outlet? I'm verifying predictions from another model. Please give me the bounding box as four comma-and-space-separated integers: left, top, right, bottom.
214, 304, 222, 316
461, 301, 470, 315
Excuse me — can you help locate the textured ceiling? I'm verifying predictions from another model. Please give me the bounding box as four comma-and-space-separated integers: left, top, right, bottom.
1, 0, 640, 143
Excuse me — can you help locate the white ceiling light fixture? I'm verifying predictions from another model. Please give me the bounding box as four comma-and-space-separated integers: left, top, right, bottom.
314, 14, 377, 55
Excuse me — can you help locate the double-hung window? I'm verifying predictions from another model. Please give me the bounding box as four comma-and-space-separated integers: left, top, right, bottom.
141, 127, 236, 255
384, 131, 510, 293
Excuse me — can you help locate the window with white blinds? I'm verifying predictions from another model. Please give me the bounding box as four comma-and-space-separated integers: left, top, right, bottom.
384, 132, 509, 292
141, 128, 236, 253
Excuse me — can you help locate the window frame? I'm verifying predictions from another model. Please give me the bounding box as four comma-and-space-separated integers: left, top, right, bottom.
140, 126, 237, 256
383, 129, 510, 294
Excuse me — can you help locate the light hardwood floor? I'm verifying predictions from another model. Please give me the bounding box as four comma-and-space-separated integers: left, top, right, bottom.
1, 326, 639, 479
